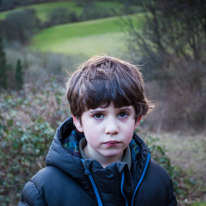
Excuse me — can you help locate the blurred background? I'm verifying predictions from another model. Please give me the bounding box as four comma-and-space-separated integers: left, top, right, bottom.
0, 0, 205, 205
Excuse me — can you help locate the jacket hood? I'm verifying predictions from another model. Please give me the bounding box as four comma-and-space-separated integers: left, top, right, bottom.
46, 117, 150, 168
46, 117, 151, 205
20, 116, 177, 206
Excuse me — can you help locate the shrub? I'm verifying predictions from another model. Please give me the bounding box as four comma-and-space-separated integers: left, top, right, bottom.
0, 77, 69, 205
80, 4, 114, 21
15, 59, 24, 90
0, 117, 55, 205
4, 47, 87, 89
0, 8, 40, 44
75, 0, 95, 7
45, 7, 78, 28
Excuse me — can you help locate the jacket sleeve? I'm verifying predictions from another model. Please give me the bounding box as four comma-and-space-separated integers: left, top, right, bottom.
18, 181, 46, 206
166, 179, 178, 206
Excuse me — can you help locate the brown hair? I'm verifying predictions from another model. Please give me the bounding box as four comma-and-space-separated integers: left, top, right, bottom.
66, 55, 154, 121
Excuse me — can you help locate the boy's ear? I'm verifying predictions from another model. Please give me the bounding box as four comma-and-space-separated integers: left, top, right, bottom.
134, 116, 142, 130
72, 115, 83, 132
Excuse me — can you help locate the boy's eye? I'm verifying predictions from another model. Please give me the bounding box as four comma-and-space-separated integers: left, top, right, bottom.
94, 113, 104, 119
118, 112, 128, 118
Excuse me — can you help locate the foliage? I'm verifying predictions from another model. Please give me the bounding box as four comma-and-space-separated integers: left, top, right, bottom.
0, 0, 16, 11
0, 117, 54, 205
0, 37, 7, 91
75, 0, 95, 7
0, 8, 40, 44
5, 47, 86, 87
0, 1, 82, 22
79, 4, 114, 21
15, 59, 24, 90
44, 7, 78, 27
0, 77, 69, 205
0, 1, 129, 22
0, 0, 59, 11
128, 0, 206, 67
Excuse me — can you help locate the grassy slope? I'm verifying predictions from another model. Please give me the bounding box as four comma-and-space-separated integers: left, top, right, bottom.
30, 14, 143, 57
0, 0, 142, 57
0, 1, 123, 21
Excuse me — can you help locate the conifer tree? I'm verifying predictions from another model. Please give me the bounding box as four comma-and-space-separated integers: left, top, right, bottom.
15, 59, 24, 90
0, 37, 7, 91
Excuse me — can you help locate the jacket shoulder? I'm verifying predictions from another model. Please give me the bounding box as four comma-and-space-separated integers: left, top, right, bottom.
19, 166, 62, 206
19, 166, 95, 206
19, 180, 46, 206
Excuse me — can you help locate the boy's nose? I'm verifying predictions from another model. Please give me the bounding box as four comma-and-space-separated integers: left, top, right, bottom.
105, 117, 119, 135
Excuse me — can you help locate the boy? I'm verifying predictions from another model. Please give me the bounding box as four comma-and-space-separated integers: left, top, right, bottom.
19, 55, 177, 206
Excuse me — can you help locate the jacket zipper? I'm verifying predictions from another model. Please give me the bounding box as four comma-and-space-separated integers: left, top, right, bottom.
81, 160, 103, 206
131, 153, 151, 206
87, 170, 103, 206
121, 170, 129, 206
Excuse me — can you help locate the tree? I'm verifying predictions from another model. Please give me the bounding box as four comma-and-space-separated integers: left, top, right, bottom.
126, 0, 206, 129
15, 59, 24, 90
47, 7, 78, 26
127, 0, 206, 71
0, 37, 7, 91
0, 8, 40, 44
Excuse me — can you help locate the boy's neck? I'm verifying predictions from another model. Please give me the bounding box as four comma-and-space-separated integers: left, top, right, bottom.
83, 144, 124, 168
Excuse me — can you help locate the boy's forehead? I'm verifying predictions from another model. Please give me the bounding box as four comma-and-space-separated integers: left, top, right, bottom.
86, 103, 134, 112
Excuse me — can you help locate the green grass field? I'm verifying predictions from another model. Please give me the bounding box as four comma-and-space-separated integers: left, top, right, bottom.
0, 1, 124, 21
0, 0, 143, 57
30, 14, 144, 57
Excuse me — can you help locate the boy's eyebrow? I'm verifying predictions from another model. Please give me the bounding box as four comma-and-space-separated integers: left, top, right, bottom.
118, 107, 133, 113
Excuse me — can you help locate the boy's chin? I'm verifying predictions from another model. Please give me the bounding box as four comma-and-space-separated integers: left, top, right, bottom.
100, 150, 124, 158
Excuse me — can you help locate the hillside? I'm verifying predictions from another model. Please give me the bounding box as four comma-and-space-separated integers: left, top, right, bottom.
0, 0, 142, 56
30, 14, 144, 57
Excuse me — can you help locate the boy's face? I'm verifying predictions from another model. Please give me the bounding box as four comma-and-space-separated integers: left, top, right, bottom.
73, 102, 141, 163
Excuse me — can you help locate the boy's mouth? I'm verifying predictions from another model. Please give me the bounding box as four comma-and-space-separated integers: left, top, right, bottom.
104, 140, 120, 146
